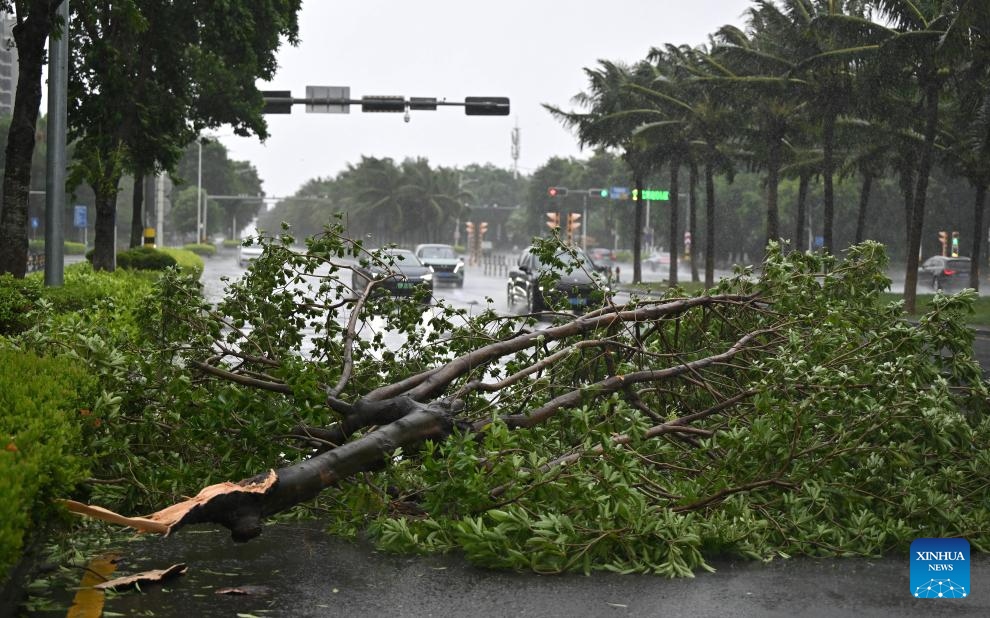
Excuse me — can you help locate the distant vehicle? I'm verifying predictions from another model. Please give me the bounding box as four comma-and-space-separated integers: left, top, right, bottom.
237, 243, 264, 268
919, 256, 971, 291
507, 246, 610, 314
643, 251, 671, 272
587, 247, 615, 264
352, 248, 434, 304
414, 244, 465, 287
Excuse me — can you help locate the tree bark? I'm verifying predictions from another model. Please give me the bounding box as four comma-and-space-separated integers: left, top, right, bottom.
704, 163, 716, 288
794, 173, 809, 252
92, 179, 121, 272
765, 139, 781, 248
633, 175, 644, 284
0, 2, 62, 277
130, 173, 145, 248
904, 82, 940, 315
668, 155, 680, 286
822, 111, 836, 253
855, 172, 873, 245
970, 183, 986, 291
689, 162, 699, 282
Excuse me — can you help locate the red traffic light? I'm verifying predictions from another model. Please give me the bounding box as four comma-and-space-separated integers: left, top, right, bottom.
548, 187, 568, 198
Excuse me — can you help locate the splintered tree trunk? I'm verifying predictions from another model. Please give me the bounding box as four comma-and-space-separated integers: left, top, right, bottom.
64, 294, 760, 541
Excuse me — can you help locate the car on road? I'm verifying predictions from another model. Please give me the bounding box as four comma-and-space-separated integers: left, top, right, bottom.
587, 247, 615, 264
643, 251, 671, 272
237, 243, 264, 267
507, 246, 610, 314
414, 243, 465, 287
352, 249, 434, 304
919, 255, 971, 291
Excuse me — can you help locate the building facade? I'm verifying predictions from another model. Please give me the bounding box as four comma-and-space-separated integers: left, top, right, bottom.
0, 12, 18, 117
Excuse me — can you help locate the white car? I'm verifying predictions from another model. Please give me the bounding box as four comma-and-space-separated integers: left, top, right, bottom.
237, 243, 264, 267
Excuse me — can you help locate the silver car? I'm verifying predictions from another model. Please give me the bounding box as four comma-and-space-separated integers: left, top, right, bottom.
414, 244, 465, 287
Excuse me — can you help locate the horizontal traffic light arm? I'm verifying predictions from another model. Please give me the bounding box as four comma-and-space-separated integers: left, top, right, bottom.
262, 91, 509, 115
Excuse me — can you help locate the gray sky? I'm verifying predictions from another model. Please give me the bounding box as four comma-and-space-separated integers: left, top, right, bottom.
221, 1, 754, 198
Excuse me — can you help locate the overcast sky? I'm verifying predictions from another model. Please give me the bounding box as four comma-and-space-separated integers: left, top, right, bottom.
220, 1, 754, 198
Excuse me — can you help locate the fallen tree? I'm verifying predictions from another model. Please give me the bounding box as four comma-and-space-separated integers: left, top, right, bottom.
30, 232, 990, 575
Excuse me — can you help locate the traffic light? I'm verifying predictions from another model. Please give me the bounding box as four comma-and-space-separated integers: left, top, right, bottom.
951, 231, 960, 257
361, 95, 406, 112
938, 231, 948, 256
546, 212, 560, 229
464, 96, 510, 116
548, 187, 568, 198
479, 222, 489, 237
465, 221, 475, 239
566, 212, 582, 238
588, 188, 609, 198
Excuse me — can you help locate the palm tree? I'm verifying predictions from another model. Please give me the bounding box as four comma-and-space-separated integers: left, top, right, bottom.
706, 21, 808, 250
865, 0, 971, 313
545, 60, 657, 283
633, 44, 737, 288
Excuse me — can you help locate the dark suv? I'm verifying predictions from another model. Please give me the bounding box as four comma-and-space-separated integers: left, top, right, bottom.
507, 247, 609, 314
919, 256, 971, 291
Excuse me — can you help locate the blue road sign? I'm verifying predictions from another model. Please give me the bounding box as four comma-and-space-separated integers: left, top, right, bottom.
30, 216, 39, 229
610, 186, 629, 200
73, 205, 87, 228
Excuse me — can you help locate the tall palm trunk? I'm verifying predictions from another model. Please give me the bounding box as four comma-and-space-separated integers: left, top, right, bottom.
668, 155, 680, 286
704, 163, 716, 288
855, 172, 873, 244
822, 111, 836, 253
794, 173, 809, 252
765, 140, 781, 248
970, 183, 986, 291
904, 82, 941, 315
632, 175, 644, 284
688, 162, 699, 282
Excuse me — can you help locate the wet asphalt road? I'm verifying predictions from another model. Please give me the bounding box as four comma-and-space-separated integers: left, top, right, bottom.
55, 522, 990, 618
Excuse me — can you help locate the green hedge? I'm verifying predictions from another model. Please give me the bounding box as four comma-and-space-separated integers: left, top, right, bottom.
0, 349, 96, 581
181, 243, 217, 257
159, 248, 204, 278
116, 247, 177, 271
26, 240, 87, 255
0, 275, 42, 336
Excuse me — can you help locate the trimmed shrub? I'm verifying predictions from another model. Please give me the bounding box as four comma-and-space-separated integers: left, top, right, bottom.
0, 350, 96, 581
63, 241, 86, 255
159, 248, 204, 278
0, 275, 42, 335
182, 243, 217, 257
116, 247, 177, 271
28, 240, 87, 255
